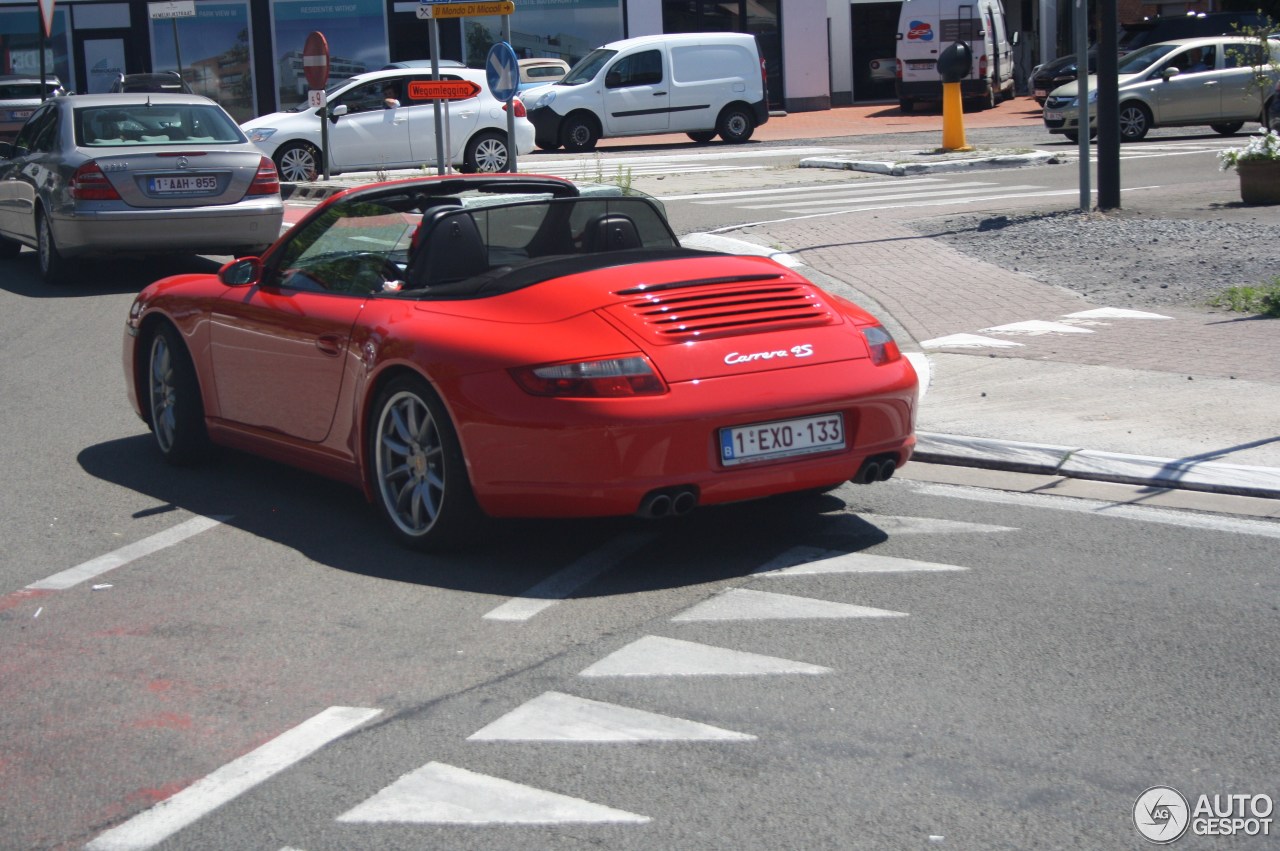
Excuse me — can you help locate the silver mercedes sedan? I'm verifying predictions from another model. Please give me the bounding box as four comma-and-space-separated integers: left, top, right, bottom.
0, 93, 284, 284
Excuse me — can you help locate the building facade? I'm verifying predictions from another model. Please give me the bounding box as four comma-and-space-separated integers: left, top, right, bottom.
0, 0, 1233, 122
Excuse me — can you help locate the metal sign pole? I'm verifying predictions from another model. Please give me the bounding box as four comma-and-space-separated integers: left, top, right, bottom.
503, 17, 516, 173
430, 19, 446, 175
1074, 0, 1090, 212
172, 18, 185, 82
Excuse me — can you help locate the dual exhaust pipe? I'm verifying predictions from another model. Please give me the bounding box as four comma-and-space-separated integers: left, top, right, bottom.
637, 486, 698, 519
854, 454, 898, 485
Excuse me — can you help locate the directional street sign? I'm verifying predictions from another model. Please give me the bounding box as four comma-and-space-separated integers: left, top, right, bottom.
486, 41, 519, 102
38, 0, 56, 36
417, 1, 514, 19
146, 0, 194, 19
408, 79, 482, 100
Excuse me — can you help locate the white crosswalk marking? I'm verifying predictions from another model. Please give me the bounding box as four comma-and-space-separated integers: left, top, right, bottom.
337, 762, 650, 824
580, 635, 831, 677
520, 145, 845, 178
753, 547, 969, 576
672, 588, 907, 621
467, 691, 756, 742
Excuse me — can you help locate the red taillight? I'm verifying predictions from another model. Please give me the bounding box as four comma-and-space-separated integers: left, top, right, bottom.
861, 325, 901, 366
979, 55, 988, 78
511, 356, 667, 397
760, 58, 769, 111
247, 156, 280, 196
896, 59, 903, 80
503, 97, 527, 118
70, 161, 121, 201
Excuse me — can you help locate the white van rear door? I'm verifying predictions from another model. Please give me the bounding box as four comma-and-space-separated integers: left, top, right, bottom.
602, 47, 670, 134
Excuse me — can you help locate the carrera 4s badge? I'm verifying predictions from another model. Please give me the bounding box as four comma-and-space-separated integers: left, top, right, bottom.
724, 344, 814, 365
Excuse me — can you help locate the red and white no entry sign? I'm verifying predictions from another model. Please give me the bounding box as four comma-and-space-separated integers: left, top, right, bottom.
302, 31, 330, 91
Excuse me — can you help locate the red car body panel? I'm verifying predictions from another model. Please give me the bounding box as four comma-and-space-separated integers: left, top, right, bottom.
124, 176, 917, 522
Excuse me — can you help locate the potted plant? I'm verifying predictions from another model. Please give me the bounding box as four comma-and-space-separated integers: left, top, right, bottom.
1220, 129, 1280, 205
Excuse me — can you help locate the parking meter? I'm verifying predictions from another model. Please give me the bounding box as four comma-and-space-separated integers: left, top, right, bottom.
937, 40, 973, 150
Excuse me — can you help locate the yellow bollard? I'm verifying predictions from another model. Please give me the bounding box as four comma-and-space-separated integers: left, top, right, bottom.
941, 81, 971, 151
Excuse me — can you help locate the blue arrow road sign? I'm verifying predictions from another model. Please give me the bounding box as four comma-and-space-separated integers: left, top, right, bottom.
486, 41, 519, 102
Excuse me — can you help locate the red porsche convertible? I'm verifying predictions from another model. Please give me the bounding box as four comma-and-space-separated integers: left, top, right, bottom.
123, 174, 917, 549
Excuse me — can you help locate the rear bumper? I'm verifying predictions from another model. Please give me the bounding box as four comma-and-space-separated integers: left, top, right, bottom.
51, 198, 285, 256
454, 357, 918, 518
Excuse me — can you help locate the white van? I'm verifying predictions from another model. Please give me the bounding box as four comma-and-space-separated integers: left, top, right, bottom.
523, 32, 768, 152
895, 0, 1015, 112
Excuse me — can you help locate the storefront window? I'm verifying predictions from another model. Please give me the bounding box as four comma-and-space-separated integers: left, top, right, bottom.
269, 0, 390, 111
463, 0, 622, 68
0, 7, 73, 84
148, 2, 256, 122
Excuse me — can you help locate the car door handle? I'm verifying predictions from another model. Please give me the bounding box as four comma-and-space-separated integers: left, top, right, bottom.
316, 333, 344, 356
653, 91, 667, 96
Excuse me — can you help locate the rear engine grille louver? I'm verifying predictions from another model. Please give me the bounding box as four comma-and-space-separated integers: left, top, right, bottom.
615, 274, 838, 343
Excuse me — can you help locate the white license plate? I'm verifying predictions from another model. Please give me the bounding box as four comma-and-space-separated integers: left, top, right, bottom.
719, 413, 845, 466
149, 175, 219, 194
1044, 111, 1063, 121
9, 109, 33, 120
1034, 88, 1047, 98
908, 61, 934, 70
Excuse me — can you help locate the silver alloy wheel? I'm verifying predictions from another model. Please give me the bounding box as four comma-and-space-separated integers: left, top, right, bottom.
374, 389, 445, 537
1118, 104, 1150, 141
149, 332, 178, 454
471, 135, 508, 172
277, 143, 318, 182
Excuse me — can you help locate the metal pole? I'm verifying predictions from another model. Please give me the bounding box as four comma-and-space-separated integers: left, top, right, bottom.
430, 18, 446, 175
39, 24, 47, 99
1074, 0, 1090, 211
503, 18, 516, 173
1095, 0, 1121, 210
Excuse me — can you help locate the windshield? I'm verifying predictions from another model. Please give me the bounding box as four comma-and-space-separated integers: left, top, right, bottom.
75, 103, 245, 146
559, 49, 616, 85
1116, 42, 1180, 74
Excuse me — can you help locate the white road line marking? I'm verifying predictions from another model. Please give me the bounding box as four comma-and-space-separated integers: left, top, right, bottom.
748, 184, 1045, 210
904, 481, 1280, 539
754, 547, 968, 575
579, 635, 831, 677
338, 761, 650, 824
1064, 308, 1171, 320
672, 588, 907, 621
921, 333, 1026, 349
980, 320, 1095, 335
655, 177, 949, 201
830, 512, 1017, 534
27, 516, 227, 591
468, 691, 755, 742
482, 532, 656, 621
85, 706, 381, 851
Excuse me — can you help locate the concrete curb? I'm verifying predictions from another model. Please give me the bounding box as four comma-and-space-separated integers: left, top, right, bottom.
799, 150, 1060, 176
914, 432, 1280, 499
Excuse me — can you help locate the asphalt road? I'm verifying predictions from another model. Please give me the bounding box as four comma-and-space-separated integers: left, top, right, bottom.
2, 124, 1277, 851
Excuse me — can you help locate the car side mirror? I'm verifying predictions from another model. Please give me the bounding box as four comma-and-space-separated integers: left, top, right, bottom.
0, 141, 12, 160
330, 104, 348, 122
219, 256, 262, 286
1161, 67, 1180, 80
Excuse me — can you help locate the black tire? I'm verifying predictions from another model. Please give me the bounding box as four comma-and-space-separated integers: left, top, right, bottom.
1063, 131, 1079, 143
1210, 121, 1244, 136
274, 141, 321, 183
687, 130, 717, 144
461, 130, 510, 173
1118, 102, 1152, 142
368, 374, 482, 551
560, 114, 599, 153
0, 235, 20, 259
716, 105, 755, 143
147, 323, 211, 466
36, 209, 73, 284
899, 98, 913, 113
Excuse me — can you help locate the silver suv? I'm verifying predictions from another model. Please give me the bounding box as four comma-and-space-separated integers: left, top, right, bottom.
1043, 36, 1280, 142
0, 75, 66, 141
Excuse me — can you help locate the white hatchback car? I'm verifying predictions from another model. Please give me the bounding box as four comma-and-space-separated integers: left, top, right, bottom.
242, 67, 534, 181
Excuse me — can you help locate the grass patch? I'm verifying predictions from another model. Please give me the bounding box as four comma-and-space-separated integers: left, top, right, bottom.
1207, 278, 1280, 317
